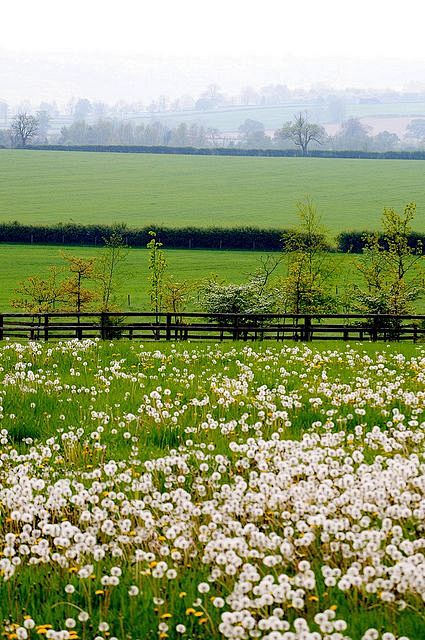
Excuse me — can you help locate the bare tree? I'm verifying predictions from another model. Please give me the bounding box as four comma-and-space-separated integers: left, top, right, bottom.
276, 112, 325, 155
11, 113, 39, 147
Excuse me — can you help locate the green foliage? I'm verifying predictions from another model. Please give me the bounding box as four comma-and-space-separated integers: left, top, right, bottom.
275, 112, 326, 155
278, 198, 337, 314
147, 231, 167, 316
354, 203, 424, 332
95, 227, 129, 311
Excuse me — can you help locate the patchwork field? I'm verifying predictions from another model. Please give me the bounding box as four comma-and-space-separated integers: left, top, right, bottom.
1, 150, 425, 231
0, 340, 424, 639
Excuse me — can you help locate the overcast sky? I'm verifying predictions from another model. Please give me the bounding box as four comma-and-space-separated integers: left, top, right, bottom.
1, 0, 425, 103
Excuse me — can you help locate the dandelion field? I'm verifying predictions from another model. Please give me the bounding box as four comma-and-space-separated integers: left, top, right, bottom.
0, 339, 424, 640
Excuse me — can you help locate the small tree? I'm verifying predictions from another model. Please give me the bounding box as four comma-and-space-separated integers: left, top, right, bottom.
199, 276, 276, 327
11, 267, 63, 313
60, 254, 97, 312
163, 277, 194, 314
276, 112, 325, 155
147, 231, 167, 319
11, 113, 39, 147
278, 198, 336, 314
354, 203, 423, 335
96, 228, 129, 311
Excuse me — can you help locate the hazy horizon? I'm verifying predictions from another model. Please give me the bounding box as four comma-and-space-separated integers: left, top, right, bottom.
1, 0, 425, 105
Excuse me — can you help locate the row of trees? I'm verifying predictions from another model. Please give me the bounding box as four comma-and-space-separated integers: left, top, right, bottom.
11, 201, 424, 328
5, 111, 425, 152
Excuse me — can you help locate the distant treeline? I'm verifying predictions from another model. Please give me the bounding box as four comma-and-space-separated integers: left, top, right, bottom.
2, 222, 425, 253
24, 144, 425, 160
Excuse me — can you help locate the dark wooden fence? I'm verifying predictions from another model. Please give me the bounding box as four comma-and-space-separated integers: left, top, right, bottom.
0, 312, 424, 342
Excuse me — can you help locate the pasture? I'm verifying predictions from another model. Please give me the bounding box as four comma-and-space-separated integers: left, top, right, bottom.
0, 244, 365, 312
1, 150, 424, 231
0, 340, 424, 639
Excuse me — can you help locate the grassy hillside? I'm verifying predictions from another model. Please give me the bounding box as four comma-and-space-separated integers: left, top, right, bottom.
1, 150, 424, 232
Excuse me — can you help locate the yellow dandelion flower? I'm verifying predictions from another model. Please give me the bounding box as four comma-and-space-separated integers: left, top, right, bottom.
185, 608, 196, 615
149, 561, 158, 568
194, 612, 203, 618
198, 618, 208, 625
95, 590, 104, 595
330, 605, 338, 611
308, 595, 319, 602
179, 592, 187, 598
160, 613, 172, 619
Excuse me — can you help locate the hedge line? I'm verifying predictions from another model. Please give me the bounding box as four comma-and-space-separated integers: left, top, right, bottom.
0, 222, 287, 251
1, 223, 424, 253
26, 144, 425, 160
337, 231, 425, 253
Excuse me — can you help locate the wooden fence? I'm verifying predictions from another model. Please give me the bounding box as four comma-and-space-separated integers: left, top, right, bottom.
0, 312, 424, 342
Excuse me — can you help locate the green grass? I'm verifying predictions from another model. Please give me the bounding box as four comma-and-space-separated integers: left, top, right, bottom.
0, 243, 367, 312
1, 150, 425, 231
0, 340, 424, 638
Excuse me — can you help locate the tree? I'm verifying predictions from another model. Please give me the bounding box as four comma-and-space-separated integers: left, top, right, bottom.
238, 119, 269, 148
276, 112, 325, 155
11, 113, 39, 147
60, 254, 97, 312
95, 228, 129, 311
354, 202, 423, 335
164, 278, 194, 314
405, 119, 425, 141
11, 267, 63, 313
278, 198, 336, 314
198, 276, 275, 326
147, 231, 167, 319
332, 118, 370, 151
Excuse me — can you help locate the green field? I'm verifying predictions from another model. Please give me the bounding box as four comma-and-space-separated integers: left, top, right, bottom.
2, 243, 424, 313
0, 243, 368, 312
0, 340, 424, 638
1, 150, 425, 231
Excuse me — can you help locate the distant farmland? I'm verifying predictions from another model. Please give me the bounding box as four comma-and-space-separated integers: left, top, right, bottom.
0, 149, 424, 232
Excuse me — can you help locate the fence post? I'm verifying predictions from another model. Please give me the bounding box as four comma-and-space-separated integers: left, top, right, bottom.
166, 313, 171, 341
303, 315, 312, 342
100, 312, 107, 340
44, 315, 49, 342
0, 314, 3, 341
372, 315, 379, 342
233, 315, 240, 341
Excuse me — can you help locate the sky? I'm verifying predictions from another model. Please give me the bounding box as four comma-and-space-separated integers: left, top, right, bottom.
1, 0, 425, 104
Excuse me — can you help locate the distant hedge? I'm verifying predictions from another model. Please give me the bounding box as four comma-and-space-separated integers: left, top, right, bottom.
0, 222, 288, 251
2, 222, 424, 253
337, 231, 425, 253
25, 144, 425, 160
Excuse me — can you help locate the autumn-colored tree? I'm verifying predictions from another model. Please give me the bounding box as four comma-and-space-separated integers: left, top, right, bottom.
60, 254, 97, 312
11, 267, 63, 313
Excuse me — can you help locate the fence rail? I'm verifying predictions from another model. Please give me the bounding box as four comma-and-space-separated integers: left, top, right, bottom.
0, 312, 424, 342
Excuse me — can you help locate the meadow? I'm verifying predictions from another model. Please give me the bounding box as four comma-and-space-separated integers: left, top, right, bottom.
0, 339, 424, 640
1, 150, 425, 232
0, 244, 367, 312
